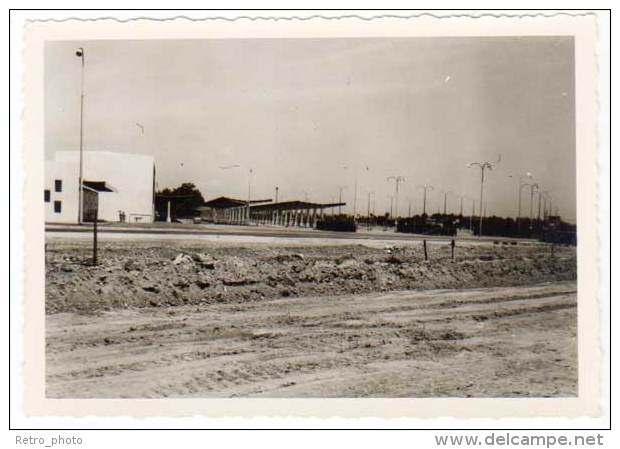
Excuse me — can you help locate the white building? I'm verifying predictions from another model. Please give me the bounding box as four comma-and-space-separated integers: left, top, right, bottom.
45, 151, 156, 224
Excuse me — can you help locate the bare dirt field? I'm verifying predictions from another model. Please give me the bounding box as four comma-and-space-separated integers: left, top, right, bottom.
45, 236, 577, 398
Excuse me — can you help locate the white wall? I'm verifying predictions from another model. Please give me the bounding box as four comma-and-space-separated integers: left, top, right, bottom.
45, 151, 155, 224
44, 159, 80, 223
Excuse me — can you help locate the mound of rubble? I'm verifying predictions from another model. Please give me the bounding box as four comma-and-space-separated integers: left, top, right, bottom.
45, 242, 577, 314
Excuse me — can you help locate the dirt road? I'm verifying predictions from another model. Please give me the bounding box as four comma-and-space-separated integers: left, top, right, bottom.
46, 281, 577, 398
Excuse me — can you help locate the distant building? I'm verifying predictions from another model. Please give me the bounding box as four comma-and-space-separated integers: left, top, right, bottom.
197, 197, 345, 228
45, 151, 156, 224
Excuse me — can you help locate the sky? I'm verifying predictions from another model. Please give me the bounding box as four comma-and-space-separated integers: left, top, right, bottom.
45, 37, 576, 220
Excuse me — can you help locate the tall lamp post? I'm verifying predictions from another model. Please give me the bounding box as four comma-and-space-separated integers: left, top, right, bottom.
541, 191, 551, 219
529, 182, 539, 220
440, 189, 452, 215
387, 175, 405, 219
518, 181, 532, 232
456, 193, 465, 216
509, 172, 534, 231
416, 184, 434, 216
367, 190, 374, 230
75, 47, 85, 224
467, 160, 496, 237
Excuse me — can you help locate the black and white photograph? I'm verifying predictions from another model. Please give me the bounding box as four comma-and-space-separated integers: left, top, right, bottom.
14, 12, 607, 424
41, 34, 581, 400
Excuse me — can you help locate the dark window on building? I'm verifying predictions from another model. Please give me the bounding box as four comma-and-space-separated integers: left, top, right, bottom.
44, 190, 50, 203
54, 200, 62, 213
55, 179, 62, 192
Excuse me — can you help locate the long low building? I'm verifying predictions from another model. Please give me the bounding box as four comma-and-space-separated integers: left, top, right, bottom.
45, 151, 156, 224
197, 197, 273, 223
198, 197, 346, 228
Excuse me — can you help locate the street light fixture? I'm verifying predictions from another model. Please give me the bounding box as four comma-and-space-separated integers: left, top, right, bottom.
76, 47, 85, 224
508, 172, 534, 230
468, 197, 476, 231
536, 188, 543, 221
541, 190, 552, 219
467, 159, 497, 237
518, 181, 532, 232
416, 184, 434, 216
387, 176, 405, 219
367, 190, 375, 230
529, 182, 539, 220
387, 195, 394, 218
337, 185, 347, 215
355, 165, 370, 220
439, 189, 453, 215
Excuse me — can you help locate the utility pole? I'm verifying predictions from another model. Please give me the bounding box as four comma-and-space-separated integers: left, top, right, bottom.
75, 47, 85, 224
275, 186, 279, 203
416, 184, 434, 216
467, 160, 497, 237
387, 176, 405, 219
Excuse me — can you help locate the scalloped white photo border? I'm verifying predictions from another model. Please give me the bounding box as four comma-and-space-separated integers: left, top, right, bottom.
19, 12, 600, 419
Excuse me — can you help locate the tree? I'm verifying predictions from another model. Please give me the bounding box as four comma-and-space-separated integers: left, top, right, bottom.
155, 183, 205, 220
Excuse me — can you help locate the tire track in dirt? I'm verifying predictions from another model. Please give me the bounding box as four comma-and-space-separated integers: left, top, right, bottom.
46, 281, 577, 398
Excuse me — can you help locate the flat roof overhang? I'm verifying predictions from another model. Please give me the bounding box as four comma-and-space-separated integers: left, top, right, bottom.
82, 180, 115, 192
201, 196, 272, 209
249, 201, 346, 212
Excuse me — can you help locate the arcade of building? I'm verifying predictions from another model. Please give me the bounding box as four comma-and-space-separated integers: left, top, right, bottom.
199, 197, 346, 228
